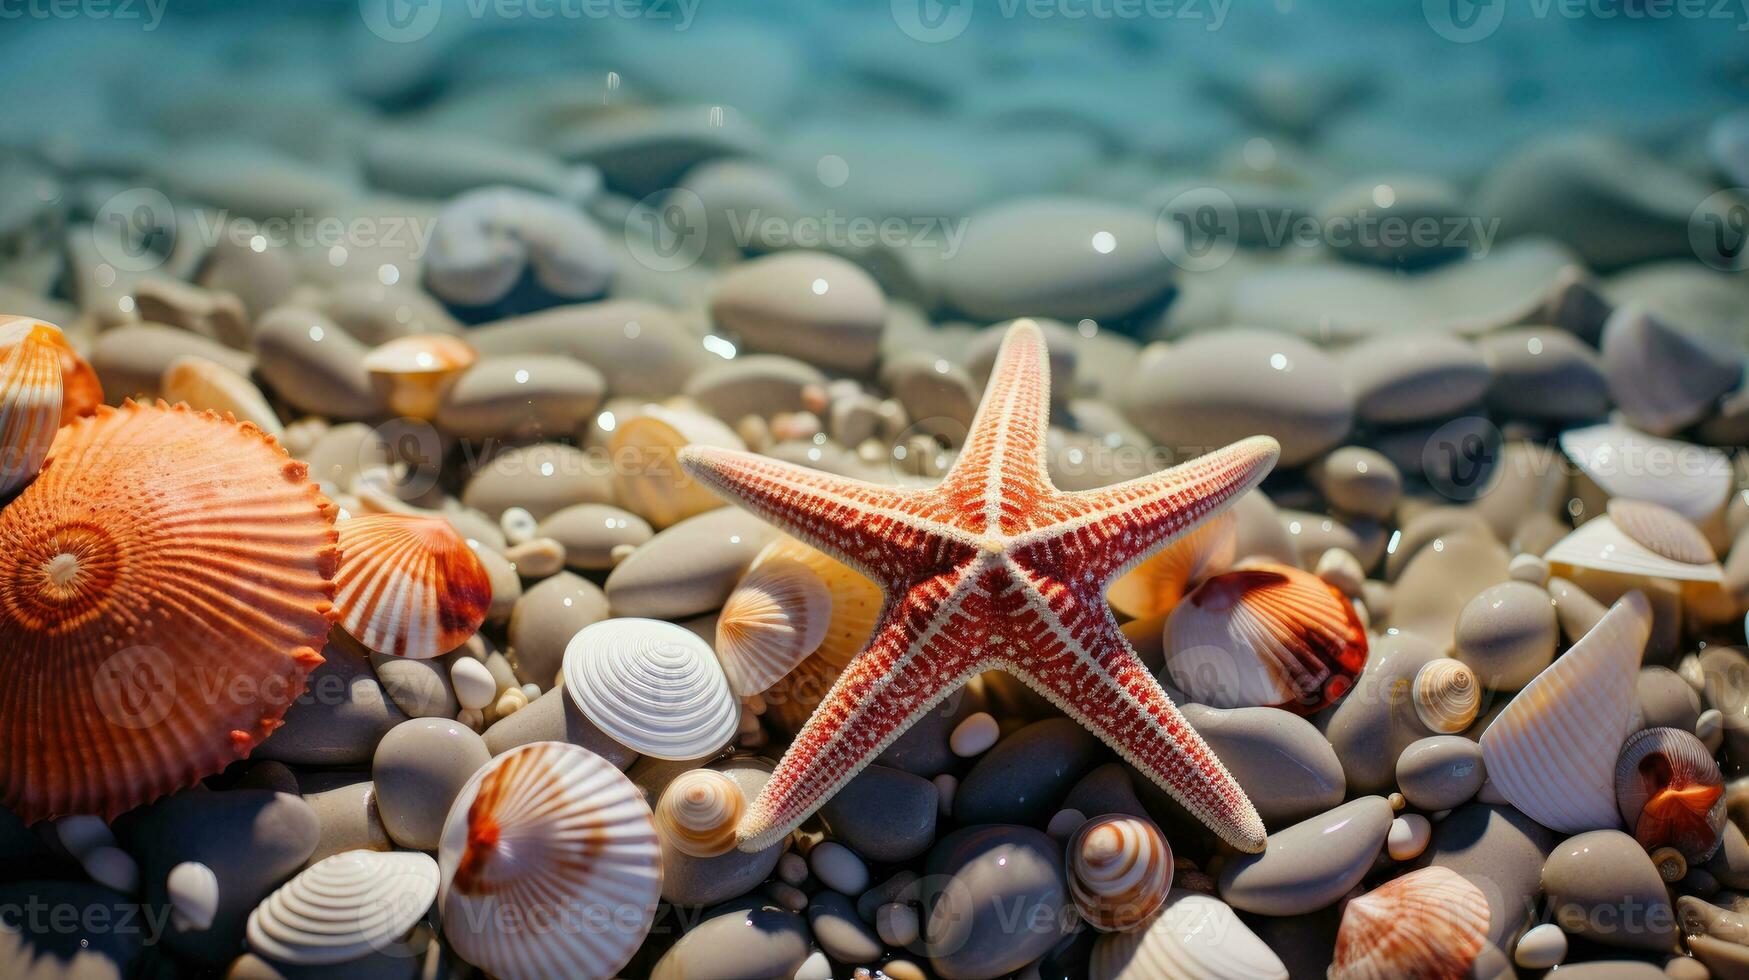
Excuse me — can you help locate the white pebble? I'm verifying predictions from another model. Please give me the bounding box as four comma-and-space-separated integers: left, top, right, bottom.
520, 683, 542, 700
794, 950, 834, 980
451, 657, 498, 711
81, 845, 139, 895
1513, 922, 1568, 969
1386, 814, 1431, 861
54, 815, 114, 858
167, 861, 219, 931
1699, 708, 1725, 754
1314, 548, 1365, 598
1508, 553, 1550, 585
809, 840, 869, 895
506, 537, 566, 579
933, 773, 957, 818
877, 902, 920, 947
777, 851, 809, 886
500, 506, 538, 545
1045, 808, 1087, 842
950, 712, 1000, 757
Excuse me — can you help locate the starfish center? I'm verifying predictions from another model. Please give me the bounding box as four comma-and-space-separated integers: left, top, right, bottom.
978, 536, 1006, 555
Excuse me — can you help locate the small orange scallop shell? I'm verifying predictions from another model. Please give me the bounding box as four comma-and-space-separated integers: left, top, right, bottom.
0, 401, 338, 823
1616, 726, 1726, 863
335, 513, 491, 659
1329, 866, 1490, 980
1066, 815, 1175, 932
654, 768, 744, 858
0, 315, 99, 424
752, 535, 881, 668
716, 558, 832, 696
0, 318, 63, 496
362, 334, 476, 420
1109, 510, 1236, 620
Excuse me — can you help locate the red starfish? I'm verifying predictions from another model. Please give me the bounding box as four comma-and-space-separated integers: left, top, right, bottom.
681, 320, 1278, 853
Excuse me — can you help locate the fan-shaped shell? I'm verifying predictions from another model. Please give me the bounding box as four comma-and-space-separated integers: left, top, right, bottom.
1559, 423, 1732, 524
1089, 889, 1286, 980
246, 849, 439, 966
715, 559, 831, 696
752, 535, 881, 668
1616, 726, 1726, 863
160, 355, 284, 440
0, 401, 338, 822
1329, 866, 1490, 980
0, 315, 100, 424
1480, 591, 1652, 834
1162, 563, 1368, 714
654, 768, 744, 858
1607, 499, 1716, 566
1066, 815, 1174, 932
1109, 510, 1237, 620
0, 317, 63, 496
1545, 510, 1722, 583
335, 513, 491, 660
563, 618, 739, 760
1413, 658, 1481, 734
438, 741, 661, 980
363, 334, 477, 421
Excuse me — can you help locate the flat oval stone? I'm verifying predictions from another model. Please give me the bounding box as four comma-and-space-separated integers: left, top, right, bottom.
1320, 631, 1443, 794
299, 422, 391, 493
1308, 446, 1402, 521
953, 718, 1103, 826
710, 251, 885, 374
300, 780, 391, 864
461, 442, 614, 522
253, 307, 386, 419
436, 355, 605, 441
162, 141, 355, 219
1706, 821, 1749, 890
818, 764, 939, 863
808, 891, 883, 966
482, 684, 637, 769
468, 300, 707, 399
660, 759, 782, 907
90, 323, 256, 403
1180, 703, 1345, 827
922, 825, 1071, 980
1061, 763, 1149, 821
477, 546, 521, 625
1217, 796, 1391, 915
1390, 532, 1511, 651
650, 900, 811, 980
1479, 328, 1609, 421
370, 652, 459, 718
1338, 332, 1492, 424
1426, 803, 1556, 946
1601, 306, 1743, 437
256, 635, 409, 765
880, 351, 977, 437
537, 503, 654, 571
0, 880, 142, 980
604, 507, 776, 619
1395, 735, 1485, 811
1637, 666, 1702, 733
1543, 829, 1678, 951
507, 571, 610, 688
1315, 175, 1470, 268
877, 694, 976, 778
1454, 580, 1558, 690
683, 354, 827, 424
371, 717, 491, 851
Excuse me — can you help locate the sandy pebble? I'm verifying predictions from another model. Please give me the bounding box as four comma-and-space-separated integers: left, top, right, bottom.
1218, 797, 1391, 915
1508, 553, 1550, 584
500, 506, 538, 545
449, 657, 497, 711
877, 901, 921, 948
538, 503, 653, 571
506, 571, 610, 688
370, 653, 459, 718
301, 780, 391, 864
793, 950, 833, 980
1045, 808, 1086, 842
923, 825, 1070, 978
1543, 830, 1677, 951
480, 685, 636, 769
1386, 814, 1431, 861
92, 322, 257, 403
252, 307, 385, 419
1638, 666, 1703, 734
684, 354, 828, 424
1513, 923, 1567, 969
1396, 736, 1485, 812
435, 355, 605, 440
767, 882, 808, 912
777, 851, 808, 887
949, 712, 999, 757
1434, 804, 1557, 948
505, 536, 566, 579
167, 861, 219, 931
469, 300, 706, 399
371, 717, 491, 851
1338, 332, 1491, 425
710, 251, 886, 374
1454, 581, 1559, 690
1308, 446, 1401, 520
1315, 548, 1365, 598
461, 442, 614, 522
808, 890, 883, 965
604, 507, 776, 619
809, 841, 869, 896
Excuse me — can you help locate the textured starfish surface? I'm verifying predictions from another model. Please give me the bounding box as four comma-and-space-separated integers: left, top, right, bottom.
681, 320, 1279, 853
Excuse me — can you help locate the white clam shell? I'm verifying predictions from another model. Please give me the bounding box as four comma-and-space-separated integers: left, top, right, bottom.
1066, 815, 1174, 932
160, 355, 285, 440
1559, 423, 1731, 523
1089, 889, 1286, 980
654, 768, 744, 858
715, 559, 832, 696
563, 618, 740, 760
245, 849, 439, 966
0, 318, 63, 497
1412, 658, 1481, 734
1480, 591, 1653, 834
1544, 510, 1723, 583
1606, 499, 1716, 566
1329, 866, 1490, 980
438, 741, 661, 980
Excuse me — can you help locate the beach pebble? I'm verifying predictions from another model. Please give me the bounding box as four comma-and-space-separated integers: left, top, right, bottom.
954, 718, 1102, 826
808, 840, 870, 896
659, 760, 783, 907
1386, 813, 1431, 861
650, 900, 811, 980
0, 880, 145, 980
435, 355, 605, 440
1045, 808, 1086, 842
809, 891, 883, 966
1320, 631, 1443, 794
1707, 821, 1749, 889
684, 354, 828, 424
252, 307, 385, 419
818, 765, 938, 863
370, 653, 458, 718
506, 571, 610, 688
167, 861, 219, 932
1061, 763, 1149, 822
504, 536, 565, 579
424, 187, 612, 319
604, 507, 776, 619
1480, 328, 1610, 421
371, 717, 491, 851
162, 140, 354, 219
710, 251, 885, 374
1424, 804, 1555, 947
1600, 306, 1742, 437
1308, 446, 1401, 520
1513, 922, 1568, 970
468, 300, 706, 399
481, 685, 636, 768
1217, 796, 1391, 915
877, 902, 921, 948
1699, 708, 1725, 753
1547, 575, 1610, 644
1317, 175, 1469, 267
1509, 553, 1550, 584
1315, 548, 1366, 598
877, 697, 971, 778
461, 442, 614, 522
257, 635, 408, 765
1453, 581, 1558, 690
79, 845, 138, 895
362, 130, 597, 201
300, 780, 391, 864
1338, 332, 1491, 425
881, 351, 977, 437
1180, 703, 1345, 827
1395, 735, 1485, 811
1542, 829, 1678, 951
1389, 532, 1510, 650
1637, 666, 1703, 734
537, 504, 653, 570
950, 712, 1000, 757
921, 825, 1071, 979
90, 322, 255, 403
134, 277, 250, 348
449, 656, 497, 711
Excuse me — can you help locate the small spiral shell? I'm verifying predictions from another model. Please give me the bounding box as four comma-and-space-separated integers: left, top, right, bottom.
1615, 726, 1726, 863
1066, 815, 1174, 932
1413, 659, 1481, 734
654, 769, 745, 858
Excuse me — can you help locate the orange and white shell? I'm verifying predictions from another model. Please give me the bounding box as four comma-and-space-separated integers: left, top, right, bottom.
752, 535, 881, 668
1162, 562, 1368, 714
0, 317, 64, 496
160, 356, 284, 440
715, 558, 831, 696
1328, 867, 1490, 980
0, 315, 100, 424
246, 849, 439, 966
1615, 726, 1726, 863
1066, 815, 1174, 932
362, 334, 477, 421
562, 618, 739, 760
1109, 509, 1236, 620
1089, 890, 1286, 980
438, 741, 661, 980
608, 405, 742, 529
1413, 658, 1481, 734
335, 513, 491, 659
653, 768, 744, 858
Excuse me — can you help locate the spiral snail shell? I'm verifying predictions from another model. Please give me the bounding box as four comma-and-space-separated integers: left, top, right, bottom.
1615, 726, 1726, 863
654, 769, 745, 858
1065, 814, 1174, 932
1412, 658, 1481, 734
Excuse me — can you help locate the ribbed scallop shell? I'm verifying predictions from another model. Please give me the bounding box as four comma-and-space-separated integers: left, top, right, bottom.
0, 315, 99, 424
1546, 510, 1722, 583
1089, 890, 1286, 980
1413, 658, 1481, 734
1328, 867, 1490, 980
335, 513, 490, 660
1607, 499, 1716, 566
362, 334, 477, 421
1480, 591, 1652, 834
438, 741, 661, 980
1066, 815, 1174, 932
0, 401, 338, 822
161, 355, 284, 440
1163, 563, 1368, 714
1560, 423, 1732, 523
1109, 510, 1237, 620
752, 536, 881, 668
1616, 726, 1726, 863
715, 559, 832, 697
654, 768, 744, 858
246, 849, 439, 966
610, 405, 744, 529
0, 318, 62, 497
562, 618, 739, 760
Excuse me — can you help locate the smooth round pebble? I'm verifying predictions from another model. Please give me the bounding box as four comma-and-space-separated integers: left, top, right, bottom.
1386, 814, 1431, 861
1514, 922, 1568, 970
538, 503, 653, 570
877, 901, 921, 947
709, 251, 886, 374
809, 841, 869, 896
922, 825, 1071, 980
1396, 735, 1486, 812
1217, 797, 1392, 915
370, 717, 491, 851
167, 861, 219, 931
777, 851, 808, 887
449, 657, 497, 711
1508, 553, 1550, 584
1542, 829, 1678, 951
808, 891, 883, 966
1308, 446, 1402, 521
1045, 808, 1086, 842
80, 846, 139, 895
950, 712, 999, 757
650, 901, 810, 980
1454, 581, 1558, 690
817, 764, 938, 863
933, 773, 957, 817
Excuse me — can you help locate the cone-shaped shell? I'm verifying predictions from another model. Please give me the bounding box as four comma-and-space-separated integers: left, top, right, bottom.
246, 849, 439, 966
654, 768, 744, 858
0, 315, 100, 424
1480, 591, 1652, 834
1413, 658, 1481, 734
1066, 815, 1174, 932
1163, 563, 1368, 714
0, 317, 63, 496
1089, 890, 1286, 980
752, 535, 881, 668
362, 334, 476, 421
439, 741, 661, 980
1616, 726, 1726, 863
161, 355, 284, 440
1109, 510, 1236, 620
0, 401, 338, 822
1559, 423, 1731, 524
609, 405, 743, 529
1328, 866, 1490, 980
335, 513, 490, 660
715, 558, 831, 696
563, 618, 739, 760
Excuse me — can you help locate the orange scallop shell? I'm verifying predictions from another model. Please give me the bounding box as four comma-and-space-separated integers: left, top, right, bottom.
0, 319, 64, 497
1329, 866, 1489, 980
0, 315, 101, 424
0, 401, 338, 823
334, 513, 490, 659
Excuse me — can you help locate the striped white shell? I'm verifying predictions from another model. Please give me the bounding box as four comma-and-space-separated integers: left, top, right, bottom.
335, 513, 492, 659
1545, 509, 1723, 583
1089, 890, 1286, 980
1329, 866, 1490, 980
1607, 499, 1717, 566
1067, 815, 1174, 932
563, 618, 740, 760
609, 405, 743, 529
0, 318, 63, 497
362, 334, 476, 421
1615, 726, 1726, 863
1480, 591, 1652, 834
715, 559, 832, 696
1413, 659, 1482, 734
1109, 509, 1237, 620
439, 741, 661, 980
246, 849, 439, 966
653, 768, 744, 858
752, 536, 881, 668
1559, 423, 1732, 524
160, 355, 284, 440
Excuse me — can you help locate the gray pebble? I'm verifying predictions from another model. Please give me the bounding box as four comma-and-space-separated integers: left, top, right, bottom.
1637, 666, 1703, 734
604, 507, 776, 619
1395, 735, 1485, 811
1319, 631, 1442, 794
880, 351, 977, 439
650, 899, 811, 980
298, 422, 391, 494
370, 652, 459, 718
710, 251, 885, 374
808, 891, 883, 966
1479, 328, 1609, 422
1338, 332, 1491, 425
1061, 763, 1149, 821
461, 442, 614, 522
875, 694, 975, 778
1181, 703, 1345, 828
482, 684, 637, 769
1308, 446, 1402, 521
252, 307, 385, 419
1424, 803, 1554, 946
300, 780, 391, 864
256, 635, 408, 766
660, 761, 782, 908
1218, 796, 1390, 915
922, 825, 1071, 980
683, 354, 827, 424
435, 355, 605, 440
1601, 305, 1741, 437
476, 546, 521, 625
468, 300, 707, 399
1454, 581, 1558, 690
537, 503, 653, 571
90, 322, 256, 403
818, 764, 938, 863
507, 571, 610, 688
371, 718, 491, 851
1708, 821, 1749, 890
1389, 532, 1510, 651
953, 718, 1103, 826
1542, 829, 1677, 951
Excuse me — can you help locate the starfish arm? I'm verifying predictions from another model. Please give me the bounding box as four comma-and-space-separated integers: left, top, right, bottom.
943, 318, 1056, 535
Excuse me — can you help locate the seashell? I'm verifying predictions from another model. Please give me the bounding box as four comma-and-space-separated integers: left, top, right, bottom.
1607, 498, 1716, 566
335, 513, 491, 660
715, 558, 832, 696
1559, 423, 1732, 524
562, 618, 740, 760
168, 861, 219, 932
1066, 815, 1174, 932
0, 315, 100, 424
1412, 658, 1481, 734
1480, 591, 1653, 834
1545, 508, 1723, 583
246, 849, 439, 966
653, 768, 744, 858
0, 401, 338, 822
160, 355, 284, 439
362, 334, 477, 421
762, 646, 848, 735
0, 317, 63, 496
1615, 726, 1726, 863
608, 405, 743, 529
438, 741, 660, 980
1109, 510, 1237, 620
1089, 889, 1286, 980
1328, 866, 1490, 980
1162, 563, 1368, 714
752, 535, 881, 668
